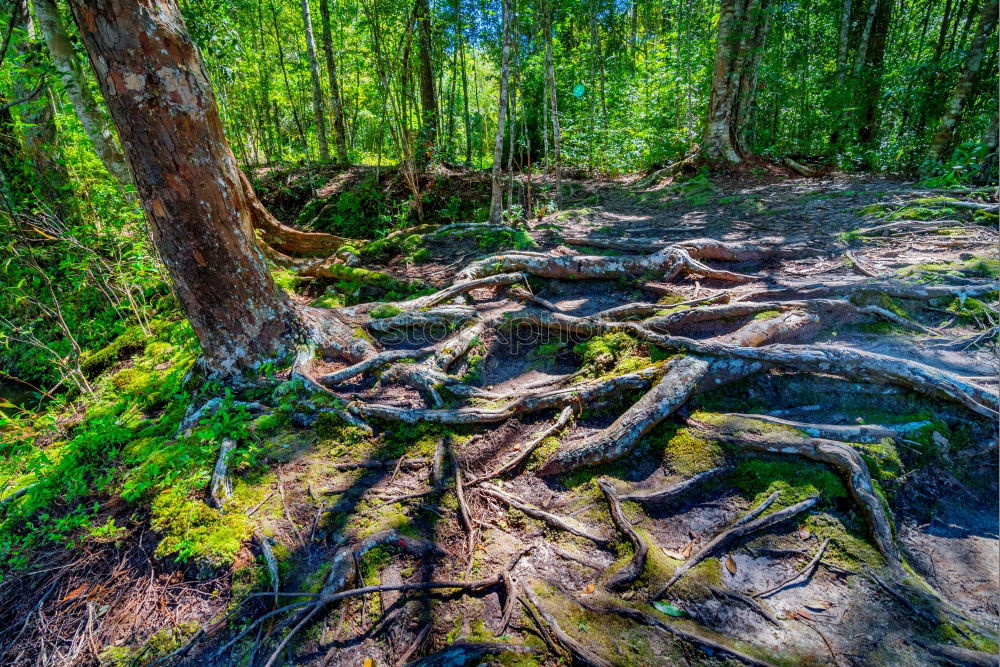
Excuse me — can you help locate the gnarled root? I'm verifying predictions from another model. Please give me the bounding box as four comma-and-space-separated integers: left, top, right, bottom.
598, 479, 648, 590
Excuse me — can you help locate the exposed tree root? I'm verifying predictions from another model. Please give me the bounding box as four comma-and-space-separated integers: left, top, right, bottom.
688, 414, 901, 570
598, 479, 648, 590
709, 586, 782, 627
208, 438, 236, 509
477, 484, 608, 543
466, 406, 574, 485
719, 413, 899, 443
402, 642, 540, 667
619, 467, 731, 505
519, 583, 615, 667
563, 588, 781, 667
654, 496, 819, 597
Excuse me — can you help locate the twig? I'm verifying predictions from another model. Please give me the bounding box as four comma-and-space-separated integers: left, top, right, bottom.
709, 587, 781, 627
466, 406, 574, 485
395, 623, 431, 665
756, 538, 829, 598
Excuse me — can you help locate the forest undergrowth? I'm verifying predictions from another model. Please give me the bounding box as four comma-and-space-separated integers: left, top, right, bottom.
1, 166, 997, 666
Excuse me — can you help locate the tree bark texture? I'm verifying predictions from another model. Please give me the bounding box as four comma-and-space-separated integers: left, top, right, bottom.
67, 0, 299, 378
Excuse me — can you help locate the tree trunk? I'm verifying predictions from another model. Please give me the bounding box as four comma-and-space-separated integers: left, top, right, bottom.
415, 0, 437, 167
703, 0, 771, 163
857, 0, 892, 148
489, 0, 512, 224
31, 0, 131, 186
301, 0, 329, 162
852, 0, 880, 76
458, 1, 471, 165
318, 0, 349, 164
67, 0, 298, 378
928, 0, 999, 160
544, 0, 562, 206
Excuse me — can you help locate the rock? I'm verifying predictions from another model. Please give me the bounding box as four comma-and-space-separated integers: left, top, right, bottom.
932, 431, 951, 461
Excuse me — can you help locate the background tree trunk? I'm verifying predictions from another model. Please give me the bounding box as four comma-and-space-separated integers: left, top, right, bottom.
67, 0, 298, 378
318, 0, 348, 164
489, 0, 512, 224
31, 0, 131, 186
415, 0, 437, 166
928, 0, 999, 160
301, 0, 330, 162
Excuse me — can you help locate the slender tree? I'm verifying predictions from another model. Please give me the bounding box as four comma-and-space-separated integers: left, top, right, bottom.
66, 0, 299, 377
489, 0, 512, 224
301, 0, 330, 161
31, 0, 131, 186
703, 0, 773, 162
318, 0, 349, 163
415, 0, 438, 166
928, 0, 999, 160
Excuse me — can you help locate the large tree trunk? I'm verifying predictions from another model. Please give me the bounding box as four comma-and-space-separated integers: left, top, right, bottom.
301, 0, 329, 162
31, 0, 132, 186
489, 0, 512, 224
928, 0, 999, 160
702, 0, 771, 163
67, 0, 299, 378
415, 0, 437, 166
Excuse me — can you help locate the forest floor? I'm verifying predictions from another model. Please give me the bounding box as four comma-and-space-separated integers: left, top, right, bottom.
1, 167, 998, 667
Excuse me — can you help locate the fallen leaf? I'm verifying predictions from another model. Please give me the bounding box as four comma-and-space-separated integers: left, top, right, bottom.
61, 584, 88, 603
682, 542, 693, 559
652, 601, 688, 617
661, 547, 685, 560
797, 608, 815, 621
804, 600, 832, 611
798, 526, 811, 540
362, 658, 375, 667
583, 583, 596, 594
513, 444, 521, 451
725, 555, 738, 575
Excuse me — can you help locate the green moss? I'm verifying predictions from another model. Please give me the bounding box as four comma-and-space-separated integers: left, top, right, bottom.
369, 304, 403, 319
898, 256, 1000, 281
647, 426, 724, 476
752, 310, 781, 320
110, 368, 154, 393
272, 267, 304, 292
573, 332, 652, 379
149, 488, 254, 568
80, 325, 149, 376
731, 458, 847, 507
143, 341, 173, 360
100, 622, 199, 666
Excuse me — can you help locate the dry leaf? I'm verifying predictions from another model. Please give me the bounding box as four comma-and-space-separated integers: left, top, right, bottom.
682, 541, 693, 559
362, 658, 376, 667
583, 583, 596, 594
725, 555, 738, 575
61, 584, 88, 603
804, 600, 832, 611
799, 527, 811, 540
661, 547, 685, 560
797, 608, 815, 621
513, 444, 521, 451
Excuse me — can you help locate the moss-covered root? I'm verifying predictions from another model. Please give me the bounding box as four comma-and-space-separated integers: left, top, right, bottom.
538, 356, 710, 475
690, 414, 902, 572
521, 582, 615, 667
